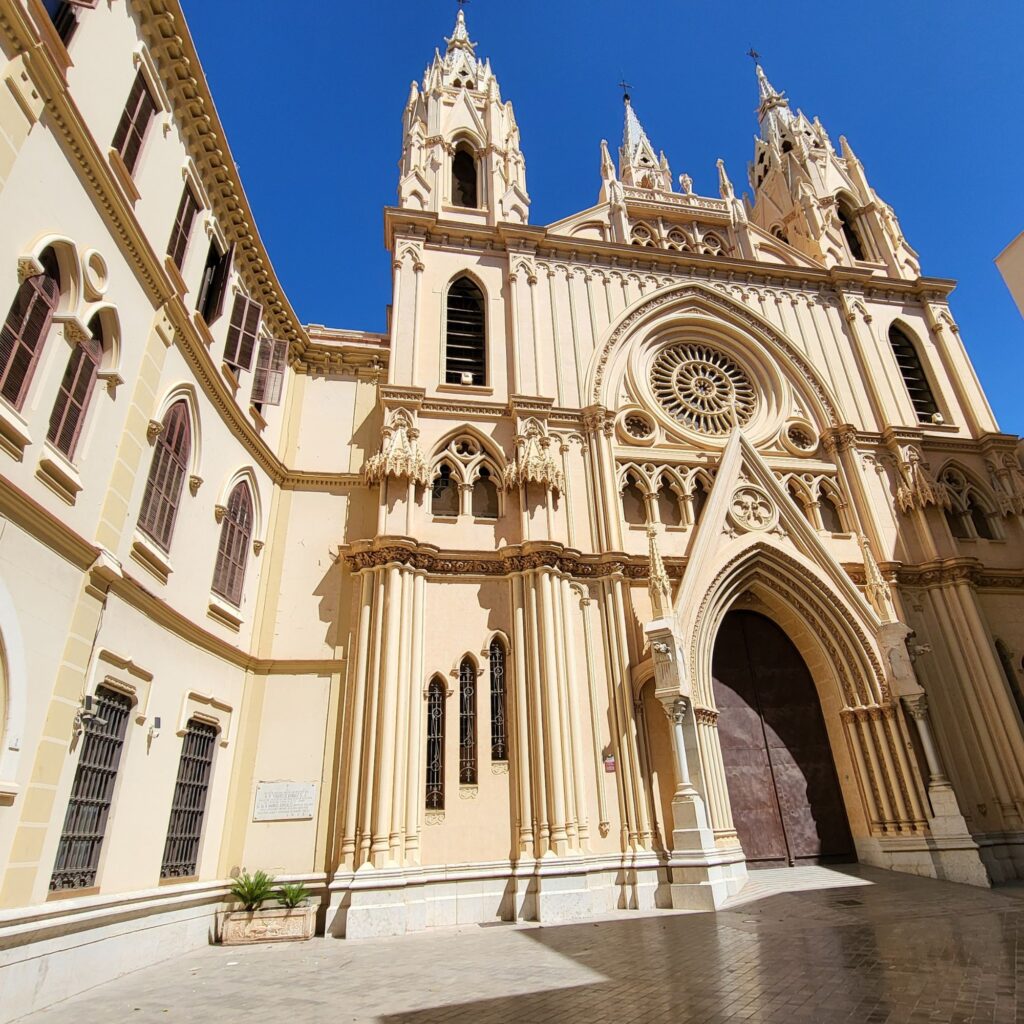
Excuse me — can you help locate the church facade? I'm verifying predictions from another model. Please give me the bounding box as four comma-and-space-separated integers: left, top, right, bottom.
1, 2, 1024, 1017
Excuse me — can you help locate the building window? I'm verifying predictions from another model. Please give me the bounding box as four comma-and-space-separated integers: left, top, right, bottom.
459, 657, 477, 784
224, 294, 262, 373
50, 685, 132, 892
690, 477, 710, 525
251, 338, 288, 408
452, 144, 478, 208
46, 312, 103, 458
44, 0, 95, 46
112, 70, 158, 176
489, 638, 507, 762
425, 678, 445, 810
889, 324, 939, 423
160, 719, 217, 879
471, 466, 499, 518
138, 400, 191, 551
212, 482, 253, 606
941, 466, 998, 541
431, 463, 459, 516
0, 248, 60, 409
621, 473, 646, 525
167, 186, 200, 271
196, 240, 232, 325
836, 195, 866, 261
819, 490, 845, 533
657, 476, 682, 527
445, 277, 485, 385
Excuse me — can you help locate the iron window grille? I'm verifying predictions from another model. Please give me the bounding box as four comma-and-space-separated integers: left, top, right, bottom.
425, 679, 445, 809
459, 658, 477, 784
50, 686, 131, 891
489, 639, 508, 761
160, 719, 217, 879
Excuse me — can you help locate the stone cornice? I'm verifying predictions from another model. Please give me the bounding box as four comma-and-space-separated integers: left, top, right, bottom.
293, 326, 390, 377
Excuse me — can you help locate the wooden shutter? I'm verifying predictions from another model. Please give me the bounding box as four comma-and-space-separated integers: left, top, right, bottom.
138, 401, 191, 550
212, 483, 253, 605
251, 338, 288, 406
47, 319, 102, 458
167, 186, 200, 270
0, 273, 59, 409
112, 71, 157, 175
204, 243, 233, 324
224, 294, 262, 372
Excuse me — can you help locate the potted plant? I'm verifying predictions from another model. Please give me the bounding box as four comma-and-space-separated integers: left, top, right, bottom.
218, 871, 317, 944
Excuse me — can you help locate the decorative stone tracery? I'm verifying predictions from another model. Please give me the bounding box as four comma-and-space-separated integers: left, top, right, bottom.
364, 409, 429, 486
503, 417, 563, 493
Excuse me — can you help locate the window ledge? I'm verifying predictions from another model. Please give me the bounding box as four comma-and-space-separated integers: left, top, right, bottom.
432, 515, 460, 523
130, 530, 173, 585
164, 254, 189, 298
471, 516, 499, 524
248, 403, 267, 433
436, 383, 493, 396
220, 362, 240, 395
192, 310, 215, 348
36, 442, 82, 504
208, 594, 242, 632
0, 400, 32, 461
107, 147, 141, 205
0, 779, 18, 804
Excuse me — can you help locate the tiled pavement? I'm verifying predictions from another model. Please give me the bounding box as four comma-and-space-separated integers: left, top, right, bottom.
17, 865, 1024, 1024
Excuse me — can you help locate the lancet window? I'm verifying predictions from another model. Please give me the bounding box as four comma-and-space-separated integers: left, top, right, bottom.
489, 639, 508, 762
656, 475, 683, 527
940, 466, 998, 542
836, 195, 867, 261
472, 465, 499, 518
459, 657, 477, 785
425, 678, 445, 810
445, 277, 486, 385
138, 401, 191, 550
995, 639, 1024, 728
888, 324, 939, 423
431, 463, 459, 516
452, 144, 478, 208
46, 312, 103, 459
0, 247, 60, 409
212, 481, 253, 605
621, 472, 647, 526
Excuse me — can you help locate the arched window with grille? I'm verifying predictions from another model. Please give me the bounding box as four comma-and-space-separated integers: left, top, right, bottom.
489, 638, 508, 762
0, 247, 60, 409
212, 482, 253, 606
445, 277, 485, 386
138, 400, 192, 551
889, 324, 939, 423
459, 657, 477, 784
425, 677, 445, 809
46, 312, 103, 459
451, 143, 478, 208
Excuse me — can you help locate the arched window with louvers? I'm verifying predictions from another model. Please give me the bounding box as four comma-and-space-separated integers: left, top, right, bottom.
46, 311, 104, 459
0, 247, 61, 410
889, 323, 939, 423
212, 482, 254, 606
138, 400, 192, 551
445, 277, 486, 386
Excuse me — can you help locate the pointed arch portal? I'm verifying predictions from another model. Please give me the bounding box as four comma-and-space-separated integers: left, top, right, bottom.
712, 609, 854, 866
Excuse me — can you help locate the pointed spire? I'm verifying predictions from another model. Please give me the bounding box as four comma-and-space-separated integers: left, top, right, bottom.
622, 94, 651, 161
859, 534, 896, 622
600, 139, 615, 181
647, 525, 673, 620
755, 62, 794, 145
717, 158, 735, 200
756, 64, 784, 107
445, 8, 476, 54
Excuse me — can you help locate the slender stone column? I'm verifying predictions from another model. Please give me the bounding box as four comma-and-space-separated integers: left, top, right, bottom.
902, 694, 949, 788
404, 570, 426, 863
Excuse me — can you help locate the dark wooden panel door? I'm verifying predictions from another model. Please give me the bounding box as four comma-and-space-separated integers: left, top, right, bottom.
712, 610, 853, 866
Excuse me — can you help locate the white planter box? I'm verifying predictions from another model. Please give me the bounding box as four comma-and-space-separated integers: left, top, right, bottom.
217, 905, 316, 944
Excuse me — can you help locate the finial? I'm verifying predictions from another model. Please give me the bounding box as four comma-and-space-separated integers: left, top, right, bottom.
647, 524, 673, 620
618, 78, 633, 104
746, 47, 761, 62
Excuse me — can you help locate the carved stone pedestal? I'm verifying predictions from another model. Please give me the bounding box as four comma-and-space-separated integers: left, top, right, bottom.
667, 792, 746, 911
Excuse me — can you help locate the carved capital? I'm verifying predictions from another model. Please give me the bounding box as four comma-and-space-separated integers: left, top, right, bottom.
214, 504, 227, 524
147, 419, 163, 443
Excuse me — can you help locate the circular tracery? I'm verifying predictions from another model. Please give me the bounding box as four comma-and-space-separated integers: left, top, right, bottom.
650, 343, 756, 435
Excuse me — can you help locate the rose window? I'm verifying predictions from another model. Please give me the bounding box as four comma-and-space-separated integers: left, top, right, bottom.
650, 344, 756, 435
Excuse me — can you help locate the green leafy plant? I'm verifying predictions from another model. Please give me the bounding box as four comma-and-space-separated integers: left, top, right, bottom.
229, 870, 276, 911
276, 882, 310, 909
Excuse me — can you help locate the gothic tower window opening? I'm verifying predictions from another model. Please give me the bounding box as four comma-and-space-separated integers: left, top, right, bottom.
458, 657, 477, 784
836, 194, 867, 261
425, 677, 446, 809
888, 324, 939, 423
452, 143, 478, 208
445, 276, 486, 385
472, 465, 499, 519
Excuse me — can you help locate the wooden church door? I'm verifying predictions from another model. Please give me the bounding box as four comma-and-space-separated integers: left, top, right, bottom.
712, 610, 854, 866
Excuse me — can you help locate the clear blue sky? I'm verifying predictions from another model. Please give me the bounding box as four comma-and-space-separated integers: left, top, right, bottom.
180, 0, 1024, 436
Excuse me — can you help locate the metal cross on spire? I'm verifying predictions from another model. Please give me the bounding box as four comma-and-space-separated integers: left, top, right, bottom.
618, 78, 633, 103
746, 47, 761, 63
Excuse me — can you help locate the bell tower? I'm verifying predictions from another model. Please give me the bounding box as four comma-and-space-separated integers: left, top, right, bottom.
747, 64, 920, 279
397, 10, 529, 225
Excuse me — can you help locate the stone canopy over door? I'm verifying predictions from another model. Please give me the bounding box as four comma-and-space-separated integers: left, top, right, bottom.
712, 609, 854, 866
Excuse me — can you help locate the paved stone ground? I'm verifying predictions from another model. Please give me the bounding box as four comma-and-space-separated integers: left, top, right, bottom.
17, 865, 1024, 1024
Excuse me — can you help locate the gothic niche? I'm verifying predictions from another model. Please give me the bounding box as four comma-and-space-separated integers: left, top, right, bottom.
650, 342, 756, 436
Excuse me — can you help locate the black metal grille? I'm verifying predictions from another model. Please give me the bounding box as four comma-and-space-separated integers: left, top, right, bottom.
445, 278, 485, 385
459, 658, 477, 784
489, 639, 508, 761
160, 720, 217, 878
889, 326, 938, 422
50, 686, 131, 891
426, 679, 445, 809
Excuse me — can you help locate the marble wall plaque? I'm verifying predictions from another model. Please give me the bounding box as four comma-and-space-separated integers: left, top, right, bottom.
252, 781, 317, 822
